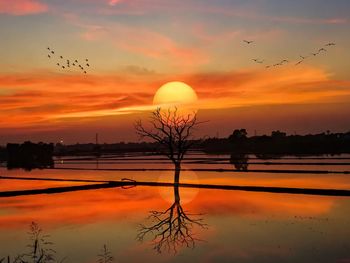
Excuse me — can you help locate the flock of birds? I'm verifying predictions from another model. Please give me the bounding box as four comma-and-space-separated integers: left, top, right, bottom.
242, 40, 336, 69
46, 47, 91, 74
45, 40, 336, 73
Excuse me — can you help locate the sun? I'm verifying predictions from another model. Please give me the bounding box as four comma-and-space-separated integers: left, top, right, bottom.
153, 81, 198, 117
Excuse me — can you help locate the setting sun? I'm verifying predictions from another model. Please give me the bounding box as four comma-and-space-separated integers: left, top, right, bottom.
153, 81, 198, 116
0, 1, 350, 262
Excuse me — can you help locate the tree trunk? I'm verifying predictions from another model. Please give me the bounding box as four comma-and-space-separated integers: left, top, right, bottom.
174, 162, 181, 184
174, 184, 180, 204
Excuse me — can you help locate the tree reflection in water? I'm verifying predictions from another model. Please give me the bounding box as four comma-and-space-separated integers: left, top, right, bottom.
230, 153, 249, 171
137, 169, 207, 254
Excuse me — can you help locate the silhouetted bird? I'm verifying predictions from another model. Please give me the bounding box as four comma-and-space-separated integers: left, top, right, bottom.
47, 47, 50, 50
86, 63, 90, 67
311, 52, 318, 56
51, 51, 54, 54
253, 59, 264, 64
62, 66, 65, 69
243, 40, 254, 44
300, 55, 307, 60
72, 63, 75, 66
318, 48, 327, 53
84, 71, 87, 74
57, 63, 60, 66
75, 60, 78, 63
325, 43, 335, 46
266, 65, 271, 69
295, 60, 303, 66
281, 59, 289, 63
60, 56, 63, 59
48, 55, 51, 58
85, 59, 89, 61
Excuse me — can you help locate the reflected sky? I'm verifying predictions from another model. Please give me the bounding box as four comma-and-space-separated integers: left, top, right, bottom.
1, 154, 350, 262
1, 183, 350, 262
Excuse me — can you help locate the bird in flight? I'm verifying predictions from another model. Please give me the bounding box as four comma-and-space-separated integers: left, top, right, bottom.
295, 60, 303, 66
273, 62, 283, 67
311, 52, 318, 56
325, 43, 335, 47
243, 40, 254, 44
300, 55, 307, 60
252, 58, 264, 64
318, 48, 327, 53
45, 46, 91, 74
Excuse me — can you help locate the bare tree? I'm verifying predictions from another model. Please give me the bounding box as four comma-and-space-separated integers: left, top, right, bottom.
137, 185, 207, 254
135, 107, 203, 184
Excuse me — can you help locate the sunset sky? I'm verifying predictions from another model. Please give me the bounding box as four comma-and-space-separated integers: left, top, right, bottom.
1, 0, 350, 144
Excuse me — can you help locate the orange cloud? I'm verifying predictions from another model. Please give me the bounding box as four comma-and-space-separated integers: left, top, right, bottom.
1, 65, 349, 131
0, 0, 48, 15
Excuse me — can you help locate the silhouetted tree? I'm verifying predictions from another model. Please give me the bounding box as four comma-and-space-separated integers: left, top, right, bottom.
137, 184, 207, 254
229, 129, 247, 141
228, 129, 248, 153
7, 142, 54, 171
135, 108, 203, 184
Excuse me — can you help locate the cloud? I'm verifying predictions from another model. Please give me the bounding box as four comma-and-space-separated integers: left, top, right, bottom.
1, 65, 349, 132
0, 72, 158, 129
202, 5, 348, 25
269, 16, 348, 25
79, 22, 209, 67
0, 0, 48, 15
108, 0, 122, 6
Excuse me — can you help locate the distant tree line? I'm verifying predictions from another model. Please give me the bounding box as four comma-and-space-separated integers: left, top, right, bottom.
1, 130, 349, 162
54, 142, 160, 156
6, 141, 54, 171
202, 129, 350, 155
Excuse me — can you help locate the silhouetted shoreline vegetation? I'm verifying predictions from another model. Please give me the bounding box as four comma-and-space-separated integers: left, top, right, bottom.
203, 129, 350, 155
5, 142, 54, 171
53, 130, 350, 156
0, 130, 349, 167
1, 222, 115, 263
